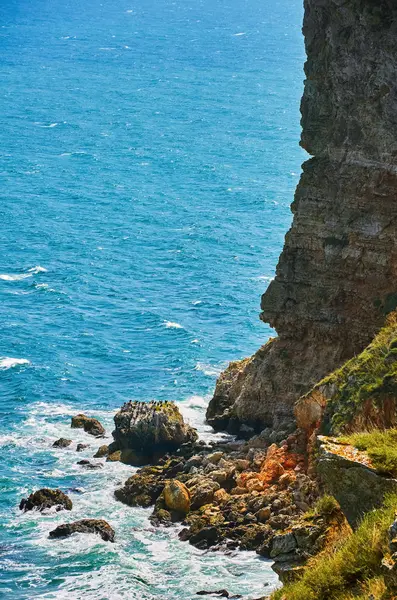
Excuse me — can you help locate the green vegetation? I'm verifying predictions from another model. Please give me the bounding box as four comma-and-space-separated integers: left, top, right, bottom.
343, 429, 397, 477
314, 312, 397, 434
313, 494, 341, 517
271, 493, 397, 600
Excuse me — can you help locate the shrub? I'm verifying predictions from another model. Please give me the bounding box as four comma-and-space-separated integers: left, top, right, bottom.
271, 493, 397, 600
313, 494, 340, 517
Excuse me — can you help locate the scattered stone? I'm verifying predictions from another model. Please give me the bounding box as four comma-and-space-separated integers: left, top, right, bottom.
20, 488, 72, 512
76, 443, 90, 452
256, 507, 271, 522
94, 444, 109, 458
52, 438, 72, 448
187, 477, 220, 510
206, 452, 224, 464
77, 459, 103, 469
196, 591, 241, 599
71, 414, 105, 437
115, 470, 165, 507
163, 480, 191, 514
234, 459, 250, 471
49, 519, 114, 542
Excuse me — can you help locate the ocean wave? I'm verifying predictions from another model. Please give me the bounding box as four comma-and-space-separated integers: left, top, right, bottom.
0, 357, 31, 370
0, 265, 47, 281
163, 321, 183, 329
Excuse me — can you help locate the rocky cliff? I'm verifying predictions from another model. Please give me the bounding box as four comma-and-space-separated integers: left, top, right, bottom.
207, 0, 397, 435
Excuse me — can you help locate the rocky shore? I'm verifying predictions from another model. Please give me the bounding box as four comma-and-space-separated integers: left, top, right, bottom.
18, 1, 397, 598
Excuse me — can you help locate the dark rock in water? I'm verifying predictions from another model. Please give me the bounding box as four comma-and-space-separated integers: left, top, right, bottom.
66, 487, 85, 494
49, 519, 114, 542
110, 400, 198, 465
187, 526, 220, 549
20, 488, 72, 512
77, 459, 103, 470
196, 590, 241, 598
94, 444, 108, 458
76, 443, 90, 452
71, 414, 105, 437
52, 438, 72, 448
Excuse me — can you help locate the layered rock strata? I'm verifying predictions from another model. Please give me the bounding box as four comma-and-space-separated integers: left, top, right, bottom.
207, 0, 397, 434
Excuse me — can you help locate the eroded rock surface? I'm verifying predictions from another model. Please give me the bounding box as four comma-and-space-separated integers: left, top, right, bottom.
52, 438, 72, 448
20, 488, 72, 512
71, 414, 105, 437
49, 519, 114, 542
206, 0, 397, 434
316, 436, 397, 527
109, 401, 198, 465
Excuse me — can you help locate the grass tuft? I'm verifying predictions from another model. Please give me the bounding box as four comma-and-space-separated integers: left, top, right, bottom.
271, 493, 397, 600
343, 429, 397, 477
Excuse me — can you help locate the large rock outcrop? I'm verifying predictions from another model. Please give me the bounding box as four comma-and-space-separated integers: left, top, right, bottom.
316, 436, 397, 527
109, 401, 198, 465
207, 0, 397, 434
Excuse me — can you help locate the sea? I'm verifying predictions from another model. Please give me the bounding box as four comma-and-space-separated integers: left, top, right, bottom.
0, 0, 305, 597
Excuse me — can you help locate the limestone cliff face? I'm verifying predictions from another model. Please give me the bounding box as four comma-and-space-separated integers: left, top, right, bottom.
207, 0, 397, 434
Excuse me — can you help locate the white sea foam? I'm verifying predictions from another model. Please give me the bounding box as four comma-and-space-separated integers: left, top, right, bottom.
0, 265, 47, 281
0, 273, 32, 281
4, 397, 280, 598
0, 357, 31, 370
163, 321, 183, 329
194, 362, 222, 377
233, 32, 246, 36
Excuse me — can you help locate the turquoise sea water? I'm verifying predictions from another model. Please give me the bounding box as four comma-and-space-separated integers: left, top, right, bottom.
0, 0, 305, 597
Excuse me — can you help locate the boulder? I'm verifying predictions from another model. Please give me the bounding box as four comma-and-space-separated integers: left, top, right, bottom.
163, 480, 190, 513
76, 443, 89, 452
110, 400, 198, 464
186, 477, 220, 510
20, 488, 72, 512
115, 470, 164, 507
316, 436, 397, 526
52, 438, 72, 448
49, 519, 114, 542
94, 444, 109, 458
71, 414, 105, 437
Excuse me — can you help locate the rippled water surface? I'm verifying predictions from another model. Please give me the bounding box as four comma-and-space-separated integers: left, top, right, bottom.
0, 0, 305, 597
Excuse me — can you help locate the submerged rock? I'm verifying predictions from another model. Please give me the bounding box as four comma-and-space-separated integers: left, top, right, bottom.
52, 438, 72, 448
110, 400, 198, 465
76, 443, 90, 452
77, 459, 103, 470
20, 488, 72, 512
49, 519, 114, 542
71, 414, 105, 437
